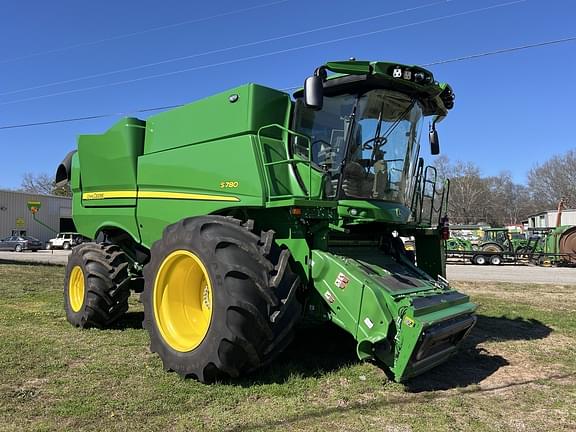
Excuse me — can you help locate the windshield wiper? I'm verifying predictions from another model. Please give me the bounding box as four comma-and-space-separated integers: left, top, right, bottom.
367, 99, 416, 171
335, 98, 360, 199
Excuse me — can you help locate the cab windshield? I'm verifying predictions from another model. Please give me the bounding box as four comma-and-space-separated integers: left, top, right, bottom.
293, 89, 423, 203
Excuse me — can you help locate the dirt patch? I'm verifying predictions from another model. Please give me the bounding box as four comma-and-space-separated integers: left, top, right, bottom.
475, 332, 576, 391
7, 377, 49, 401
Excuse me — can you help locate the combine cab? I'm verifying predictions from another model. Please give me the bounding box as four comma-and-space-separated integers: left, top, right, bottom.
56, 60, 476, 382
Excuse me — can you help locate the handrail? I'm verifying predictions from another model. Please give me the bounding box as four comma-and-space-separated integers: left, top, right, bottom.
410, 163, 449, 226
422, 166, 438, 225
256, 124, 313, 201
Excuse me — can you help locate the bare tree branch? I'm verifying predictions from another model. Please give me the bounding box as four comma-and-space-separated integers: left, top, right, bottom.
20, 172, 71, 197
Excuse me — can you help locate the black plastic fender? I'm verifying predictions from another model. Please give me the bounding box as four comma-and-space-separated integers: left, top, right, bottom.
55, 150, 76, 187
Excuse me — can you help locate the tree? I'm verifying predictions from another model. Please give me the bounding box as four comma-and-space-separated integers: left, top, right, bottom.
527, 149, 576, 209
448, 161, 491, 224
484, 172, 539, 226
432, 158, 540, 226
20, 172, 71, 197
433, 157, 490, 224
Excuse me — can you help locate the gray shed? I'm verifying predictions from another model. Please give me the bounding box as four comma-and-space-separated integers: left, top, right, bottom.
0, 189, 73, 245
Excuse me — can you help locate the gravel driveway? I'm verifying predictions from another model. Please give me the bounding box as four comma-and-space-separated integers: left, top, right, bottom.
447, 264, 575, 285
1, 250, 574, 285
0, 250, 70, 266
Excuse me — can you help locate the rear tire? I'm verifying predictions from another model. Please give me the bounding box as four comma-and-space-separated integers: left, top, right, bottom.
489, 255, 502, 265
64, 243, 131, 328
481, 243, 503, 253
63, 242, 71, 250
473, 255, 487, 265
142, 216, 302, 383
15, 244, 22, 252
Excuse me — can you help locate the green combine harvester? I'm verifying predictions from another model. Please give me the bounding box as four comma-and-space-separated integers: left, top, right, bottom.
56, 60, 476, 383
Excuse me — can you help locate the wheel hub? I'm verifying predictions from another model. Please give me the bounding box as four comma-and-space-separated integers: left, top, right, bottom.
153, 250, 213, 352
68, 265, 85, 312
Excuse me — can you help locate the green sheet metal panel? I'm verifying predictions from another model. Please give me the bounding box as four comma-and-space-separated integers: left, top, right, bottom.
136, 135, 266, 247
143, 84, 291, 154
77, 117, 145, 207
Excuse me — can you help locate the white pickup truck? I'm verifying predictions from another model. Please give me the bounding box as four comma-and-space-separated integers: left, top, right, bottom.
46, 232, 89, 250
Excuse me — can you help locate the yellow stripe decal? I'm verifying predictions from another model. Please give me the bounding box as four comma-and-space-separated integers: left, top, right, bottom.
138, 191, 239, 202
82, 190, 239, 202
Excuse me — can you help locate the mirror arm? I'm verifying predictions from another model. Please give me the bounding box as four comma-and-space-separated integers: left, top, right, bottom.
314, 66, 327, 80
432, 115, 446, 127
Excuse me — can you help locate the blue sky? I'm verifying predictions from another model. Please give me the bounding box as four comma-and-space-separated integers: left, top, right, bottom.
0, 0, 574, 189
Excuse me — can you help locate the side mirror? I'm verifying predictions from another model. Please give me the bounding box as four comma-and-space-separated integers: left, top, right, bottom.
429, 125, 440, 155
304, 75, 324, 111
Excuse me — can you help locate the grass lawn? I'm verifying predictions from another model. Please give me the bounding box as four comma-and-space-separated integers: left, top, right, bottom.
0, 263, 575, 431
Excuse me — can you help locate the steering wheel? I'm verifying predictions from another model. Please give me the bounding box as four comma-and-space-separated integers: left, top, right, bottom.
361, 136, 387, 150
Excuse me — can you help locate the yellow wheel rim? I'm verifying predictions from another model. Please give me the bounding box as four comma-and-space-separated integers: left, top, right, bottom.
153, 250, 213, 352
69, 266, 85, 312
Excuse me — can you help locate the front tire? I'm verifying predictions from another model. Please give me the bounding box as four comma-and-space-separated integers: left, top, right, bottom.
142, 216, 302, 383
64, 243, 131, 328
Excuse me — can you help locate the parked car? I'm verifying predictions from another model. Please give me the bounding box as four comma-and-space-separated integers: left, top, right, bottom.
0, 235, 43, 252
46, 232, 90, 250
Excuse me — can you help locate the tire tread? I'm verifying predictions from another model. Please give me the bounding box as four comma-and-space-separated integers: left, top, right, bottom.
64, 242, 132, 328
142, 216, 302, 382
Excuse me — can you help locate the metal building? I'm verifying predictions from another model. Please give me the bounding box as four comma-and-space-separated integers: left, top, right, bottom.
526, 208, 576, 228
0, 189, 73, 245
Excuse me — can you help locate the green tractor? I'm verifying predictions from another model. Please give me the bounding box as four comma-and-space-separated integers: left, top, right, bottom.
56, 60, 476, 383
477, 228, 526, 253
469, 227, 527, 265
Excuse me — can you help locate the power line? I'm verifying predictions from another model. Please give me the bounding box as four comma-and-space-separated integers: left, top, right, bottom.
0, 0, 290, 65
2, 33, 572, 132
0, 105, 182, 130
422, 36, 576, 65
0, 0, 454, 98
281, 35, 576, 90
0, 0, 526, 106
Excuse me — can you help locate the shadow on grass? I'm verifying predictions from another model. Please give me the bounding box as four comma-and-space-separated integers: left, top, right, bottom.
471, 315, 552, 343
227, 315, 558, 432
235, 324, 358, 386
111, 311, 553, 391
404, 314, 552, 392
111, 316, 358, 382
234, 314, 552, 390
112, 311, 144, 330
